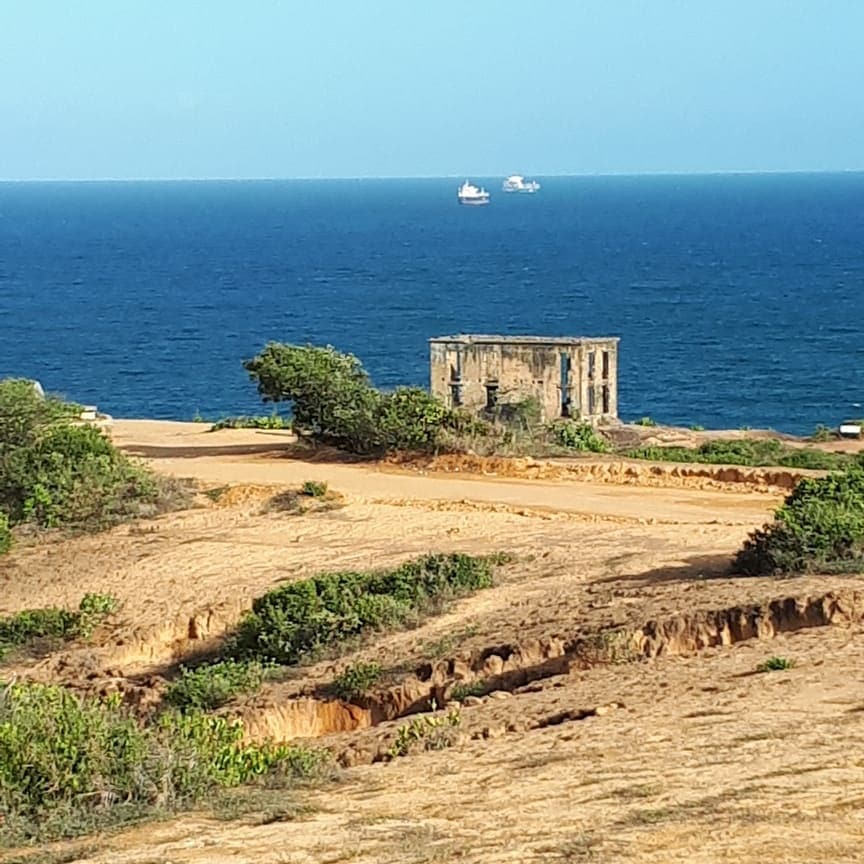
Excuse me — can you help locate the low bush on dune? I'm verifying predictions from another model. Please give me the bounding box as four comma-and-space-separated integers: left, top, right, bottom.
0, 593, 118, 660
734, 466, 864, 576
624, 438, 854, 471
551, 420, 610, 453
165, 659, 271, 711
329, 661, 383, 701
209, 414, 291, 431
230, 553, 496, 665
0, 682, 329, 843
0, 378, 187, 553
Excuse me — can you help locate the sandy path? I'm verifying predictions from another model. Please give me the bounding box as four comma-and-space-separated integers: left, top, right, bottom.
112, 420, 779, 525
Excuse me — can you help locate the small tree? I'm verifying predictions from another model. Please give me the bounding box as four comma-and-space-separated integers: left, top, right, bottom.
243, 344, 454, 455
243, 343, 384, 453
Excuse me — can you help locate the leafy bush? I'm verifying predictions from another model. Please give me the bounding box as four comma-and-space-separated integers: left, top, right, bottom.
810, 424, 835, 443
756, 656, 795, 672
0, 379, 79, 448
635, 416, 658, 427
0, 593, 117, 659
301, 480, 328, 498
0, 379, 170, 541
624, 438, 854, 471
389, 708, 462, 757
165, 660, 269, 711
210, 414, 291, 431
230, 553, 496, 665
552, 420, 610, 453
0, 511, 11, 555
0, 682, 329, 842
330, 662, 383, 701
489, 396, 543, 430
450, 680, 488, 702
734, 466, 864, 576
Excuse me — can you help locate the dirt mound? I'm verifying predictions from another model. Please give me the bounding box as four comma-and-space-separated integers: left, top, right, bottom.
385, 451, 808, 492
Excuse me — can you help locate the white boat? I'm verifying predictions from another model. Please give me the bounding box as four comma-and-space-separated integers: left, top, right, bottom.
502, 174, 540, 193
457, 180, 491, 206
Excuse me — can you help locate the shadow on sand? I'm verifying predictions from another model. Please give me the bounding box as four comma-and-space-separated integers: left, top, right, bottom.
597, 553, 740, 588
121, 438, 372, 465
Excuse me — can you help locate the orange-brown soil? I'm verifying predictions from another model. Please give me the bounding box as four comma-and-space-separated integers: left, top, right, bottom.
3, 420, 863, 864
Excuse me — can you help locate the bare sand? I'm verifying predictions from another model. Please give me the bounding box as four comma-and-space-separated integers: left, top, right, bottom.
3, 420, 863, 864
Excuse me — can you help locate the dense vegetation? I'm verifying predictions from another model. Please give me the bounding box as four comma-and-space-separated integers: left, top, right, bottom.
734, 466, 864, 576
624, 438, 855, 471
0, 682, 328, 843
241, 343, 860, 471
166, 553, 499, 710
165, 659, 271, 711
230, 552, 495, 664
0, 379, 180, 554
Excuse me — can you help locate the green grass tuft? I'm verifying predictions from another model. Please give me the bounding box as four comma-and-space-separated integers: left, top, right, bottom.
756, 656, 795, 672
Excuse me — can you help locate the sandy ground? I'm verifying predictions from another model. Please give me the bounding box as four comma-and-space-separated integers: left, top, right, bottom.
3, 420, 864, 863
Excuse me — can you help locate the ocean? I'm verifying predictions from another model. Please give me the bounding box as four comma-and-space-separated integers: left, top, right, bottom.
1, 173, 863, 434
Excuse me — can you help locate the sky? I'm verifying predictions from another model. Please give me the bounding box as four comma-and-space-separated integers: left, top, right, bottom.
1, 0, 863, 180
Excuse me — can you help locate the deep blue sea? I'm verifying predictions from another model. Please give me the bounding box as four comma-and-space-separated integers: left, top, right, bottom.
1, 174, 863, 434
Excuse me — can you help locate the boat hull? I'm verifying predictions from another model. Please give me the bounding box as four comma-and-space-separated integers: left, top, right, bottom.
457, 197, 490, 206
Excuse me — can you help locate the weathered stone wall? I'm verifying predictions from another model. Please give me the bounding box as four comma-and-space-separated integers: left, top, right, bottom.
430, 338, 619, 423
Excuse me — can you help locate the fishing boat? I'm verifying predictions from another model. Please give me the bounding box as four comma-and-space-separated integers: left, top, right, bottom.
502, 174, 540, 193
457, 180, 491, 206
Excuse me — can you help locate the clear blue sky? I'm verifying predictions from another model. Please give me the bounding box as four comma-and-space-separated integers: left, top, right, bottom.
2, 0, 863, 180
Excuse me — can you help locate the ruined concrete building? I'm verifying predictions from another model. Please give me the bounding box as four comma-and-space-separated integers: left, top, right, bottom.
429, 335, 619, 423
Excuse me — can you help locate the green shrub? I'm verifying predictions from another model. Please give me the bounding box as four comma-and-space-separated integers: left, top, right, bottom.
450, 680, 487, 702
734, 466, 864, 576
209, 414, 291, 431
0, 510, 11, 555
810, 424, 835, 443
165, 660, 269, 711
635, 416, 658, 427
0, 594, 118, 659
756, 656, 795, 672
0, 682, 329, 842
376, 387, 453, 450
0, 379, 169, 535
624, 438, 853, 471
230, 553, 495, 665
301, 480, 328, 498
489, 396, 543, 430
552, 420, 609, 453
389, 708, 462, 757
330, 662, 383, 701
0, 379, 80, 448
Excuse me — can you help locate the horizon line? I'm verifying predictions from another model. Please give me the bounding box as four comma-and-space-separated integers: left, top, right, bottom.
2, 167, 864, 184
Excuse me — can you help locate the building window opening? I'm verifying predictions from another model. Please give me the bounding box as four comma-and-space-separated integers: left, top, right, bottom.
588, 351, 596, 380
485, 383, 499, 411
588, 387, 596, 415
602, 350, 609, 380
450, 383, 462, 407
602, 384, 610, 414
559, 352, 571, 417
